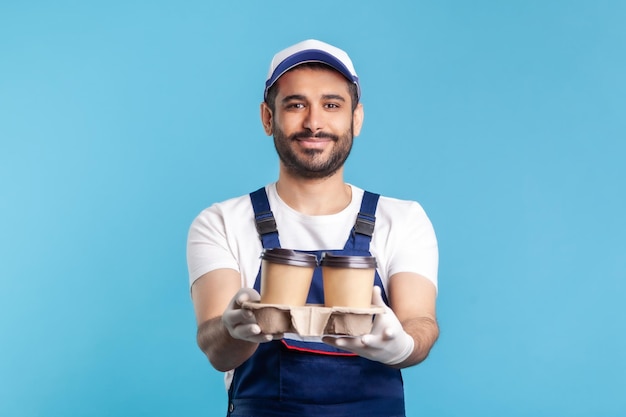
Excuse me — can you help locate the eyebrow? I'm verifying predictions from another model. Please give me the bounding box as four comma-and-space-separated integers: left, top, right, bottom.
322, 94, 346, 102
281, 94, 347, 104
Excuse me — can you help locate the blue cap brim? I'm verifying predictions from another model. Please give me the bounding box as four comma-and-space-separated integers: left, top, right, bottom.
264, 49, 360, 100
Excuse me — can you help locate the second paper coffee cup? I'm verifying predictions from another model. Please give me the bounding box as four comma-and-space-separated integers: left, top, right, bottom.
320, 253, 377, 308
260, 248, 317, 306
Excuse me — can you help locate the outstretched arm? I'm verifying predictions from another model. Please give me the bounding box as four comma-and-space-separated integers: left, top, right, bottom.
387, 272, 439, 367
323, 272, 438, 368
192, 269, 271, 372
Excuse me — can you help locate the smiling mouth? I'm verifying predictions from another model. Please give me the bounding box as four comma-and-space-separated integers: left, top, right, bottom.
295, 137, 332, 151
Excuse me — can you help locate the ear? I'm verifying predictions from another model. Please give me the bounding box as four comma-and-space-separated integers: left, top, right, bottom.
352, 103, 364, 137
260, 102, 273, 136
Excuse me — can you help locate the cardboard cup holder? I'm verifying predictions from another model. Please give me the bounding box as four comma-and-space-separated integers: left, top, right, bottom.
242, 301, 384, 337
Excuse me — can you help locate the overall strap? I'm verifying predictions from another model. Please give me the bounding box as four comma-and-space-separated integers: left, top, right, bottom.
349, 191, 380, 251
249, 187, 281, 249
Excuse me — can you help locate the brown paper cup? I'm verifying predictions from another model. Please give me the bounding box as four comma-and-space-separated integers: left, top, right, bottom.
320, 253, 377, 308
259, 248, 317, 306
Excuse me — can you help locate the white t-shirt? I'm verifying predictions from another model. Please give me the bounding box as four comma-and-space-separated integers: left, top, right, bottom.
187, 183, 438, 292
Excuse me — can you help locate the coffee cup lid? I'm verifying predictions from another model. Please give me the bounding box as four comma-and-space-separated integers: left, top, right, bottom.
320, 252, 377, 269
261, 248, 318, 267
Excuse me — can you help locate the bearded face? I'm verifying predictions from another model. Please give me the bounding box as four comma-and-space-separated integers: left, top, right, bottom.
272, 123, 354, 179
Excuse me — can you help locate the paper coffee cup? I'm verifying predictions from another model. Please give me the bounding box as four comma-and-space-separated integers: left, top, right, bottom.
320, 253, 377, 308
260, 248, 317, 306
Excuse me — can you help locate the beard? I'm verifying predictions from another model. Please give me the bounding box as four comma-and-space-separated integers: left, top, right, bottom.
272, 124, 354, 179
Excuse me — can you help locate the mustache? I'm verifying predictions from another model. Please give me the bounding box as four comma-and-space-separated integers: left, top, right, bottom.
289, 131, 339, 142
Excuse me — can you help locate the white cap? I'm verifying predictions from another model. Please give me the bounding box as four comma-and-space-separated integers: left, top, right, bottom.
264, 39, 360, 101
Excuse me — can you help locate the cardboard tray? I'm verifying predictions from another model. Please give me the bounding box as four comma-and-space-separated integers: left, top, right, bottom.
242, 301, 384, 337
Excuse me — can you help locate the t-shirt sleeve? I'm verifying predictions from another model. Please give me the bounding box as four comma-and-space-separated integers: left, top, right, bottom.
384, 201, 439, 291
186, 205, 241, 289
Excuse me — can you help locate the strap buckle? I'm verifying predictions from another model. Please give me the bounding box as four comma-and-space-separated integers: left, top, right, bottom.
354, 213, 375, 237
255, 211, 277, 235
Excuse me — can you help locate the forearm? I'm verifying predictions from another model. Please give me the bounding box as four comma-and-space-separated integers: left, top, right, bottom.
392, 316, 439, 369
197, 316, 259, 372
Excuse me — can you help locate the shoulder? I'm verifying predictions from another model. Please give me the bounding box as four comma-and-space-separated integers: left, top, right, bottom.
346, 185, 431, 223
375, 193, 431, 222
189, 190, 259, 231
371, 193, 437, 250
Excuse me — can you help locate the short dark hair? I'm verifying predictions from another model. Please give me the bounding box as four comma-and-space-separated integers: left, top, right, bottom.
264, 62, 359, 113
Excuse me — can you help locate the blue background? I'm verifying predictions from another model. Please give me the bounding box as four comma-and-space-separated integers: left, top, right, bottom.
1, 1, 625, 416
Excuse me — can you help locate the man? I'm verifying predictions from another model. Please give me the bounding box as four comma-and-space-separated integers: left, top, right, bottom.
187, 39, 439, 417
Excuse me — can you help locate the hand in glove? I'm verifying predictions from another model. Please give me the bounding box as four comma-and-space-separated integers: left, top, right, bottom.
322, 286, 414, 365
222, 288, 274, 344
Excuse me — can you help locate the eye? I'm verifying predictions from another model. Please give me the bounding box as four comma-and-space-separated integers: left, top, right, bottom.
286, 103, 305, 109
325, 103, 340, 109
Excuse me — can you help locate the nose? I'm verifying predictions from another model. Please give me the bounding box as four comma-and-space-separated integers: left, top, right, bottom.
303, 105, 324, 132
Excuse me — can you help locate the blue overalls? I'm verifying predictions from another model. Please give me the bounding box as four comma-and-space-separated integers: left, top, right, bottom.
226, 187, 405, 417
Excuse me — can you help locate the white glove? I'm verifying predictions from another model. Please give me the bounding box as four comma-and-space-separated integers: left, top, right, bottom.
222, 288, 273, 344
323, 286, 414, 365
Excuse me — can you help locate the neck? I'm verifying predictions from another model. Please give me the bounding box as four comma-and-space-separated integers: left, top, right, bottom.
276, 168, 351, 215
